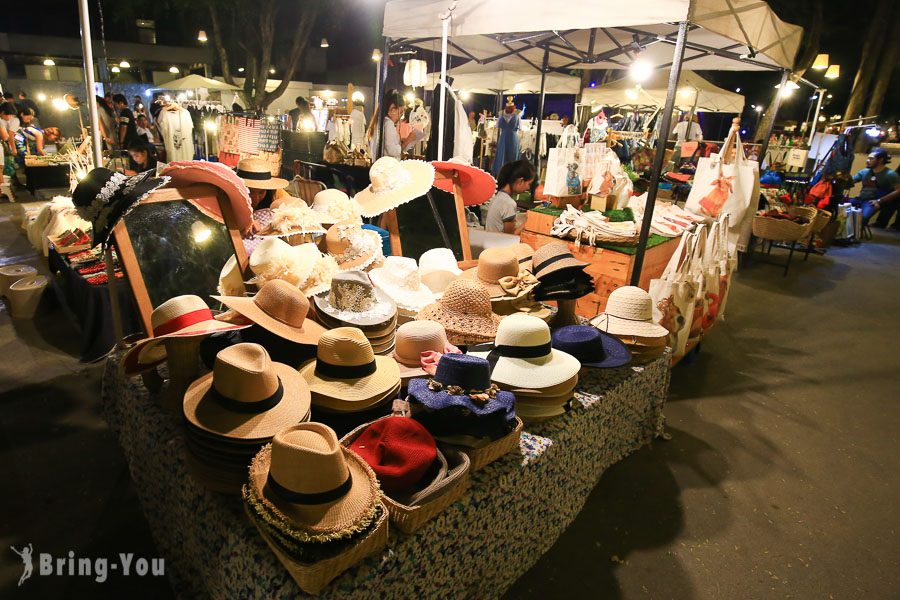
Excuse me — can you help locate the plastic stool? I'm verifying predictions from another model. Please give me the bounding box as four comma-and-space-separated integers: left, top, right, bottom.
0, 264, 37, 297
7, 275, 49, 318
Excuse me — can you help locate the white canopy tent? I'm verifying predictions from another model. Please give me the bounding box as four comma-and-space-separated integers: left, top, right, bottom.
152, 74, 241, 91
426, 62, 582, 95
581, 70, 744, 113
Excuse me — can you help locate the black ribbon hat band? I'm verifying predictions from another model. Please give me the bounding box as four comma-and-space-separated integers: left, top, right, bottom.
209, 378, 284, 413
268, 470, 353, 505
486, 341, 552, 371
236, 169, 273, 181
315, 358, 377, 379
533, 253, 574, 275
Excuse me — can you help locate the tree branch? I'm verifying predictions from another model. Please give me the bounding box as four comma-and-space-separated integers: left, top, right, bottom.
208, 5, 235, 86
260, 9, 317, 108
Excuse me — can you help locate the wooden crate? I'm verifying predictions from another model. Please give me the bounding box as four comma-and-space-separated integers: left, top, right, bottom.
544, 194, 586, 209
520, 231, 680, 319
523, 210, 558, 236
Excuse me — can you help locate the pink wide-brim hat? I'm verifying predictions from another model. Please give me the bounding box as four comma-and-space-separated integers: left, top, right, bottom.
161, 161, 254, 234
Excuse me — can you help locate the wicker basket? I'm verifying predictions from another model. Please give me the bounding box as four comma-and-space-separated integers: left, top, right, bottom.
457, 417, 524, 472
340, 417, 472, 534
811, 210, 832, 235
752, 211, 815, 242
245, 502, 389, 595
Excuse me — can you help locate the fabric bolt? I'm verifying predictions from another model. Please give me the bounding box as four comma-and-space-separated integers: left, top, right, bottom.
218, 151, 240, 168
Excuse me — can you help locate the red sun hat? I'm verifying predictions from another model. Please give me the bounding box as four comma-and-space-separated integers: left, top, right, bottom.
348, 416, 438, 496
431, 158, 497, 206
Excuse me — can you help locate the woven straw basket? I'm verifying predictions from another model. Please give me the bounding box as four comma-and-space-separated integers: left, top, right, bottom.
753, 206, 816, 243
456, 417, 524, 472
811, 209, 832, 235
341, 417, 471, 534
245, 501, 389, 595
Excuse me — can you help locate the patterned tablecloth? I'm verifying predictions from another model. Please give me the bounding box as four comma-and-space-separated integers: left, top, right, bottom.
101, 350, 670, 599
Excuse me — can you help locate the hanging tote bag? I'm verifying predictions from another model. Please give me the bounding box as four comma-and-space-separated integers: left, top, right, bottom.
686, 225, 708, 341
685, 128, 755, 223
700, 219, 724, 331
544, 125, 582, 197
715, 214, 738, 322
650, 230, 699, 358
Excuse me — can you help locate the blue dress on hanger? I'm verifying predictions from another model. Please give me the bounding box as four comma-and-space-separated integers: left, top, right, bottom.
492, 112, 521, 175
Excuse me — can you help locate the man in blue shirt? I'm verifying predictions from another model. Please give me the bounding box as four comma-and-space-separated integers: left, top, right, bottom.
851, 149, 900, 229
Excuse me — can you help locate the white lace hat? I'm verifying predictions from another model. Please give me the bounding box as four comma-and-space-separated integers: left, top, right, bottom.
369, 256, 435, 312
353, 157, 435, 218
418, 248, 462, 297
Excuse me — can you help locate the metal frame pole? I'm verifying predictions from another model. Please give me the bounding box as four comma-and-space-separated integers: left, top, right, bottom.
532, 47, 549, 175
436, 3, 455, 162
808, 87, 826, 145
757, 69, 789, 167
78, 0, 103, 167
630, 20, 689, 287
375, 38, 391, 160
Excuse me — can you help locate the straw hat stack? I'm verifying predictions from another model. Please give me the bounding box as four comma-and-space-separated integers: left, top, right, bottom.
313, 271, 398, 356
182, 343, 312, 493
470, 314, 581, 422
416, 279, 502, 346
591, 286, 669, 364
243, 422, 387, 587
299, 327, 402, 436
530, 243, 594, 302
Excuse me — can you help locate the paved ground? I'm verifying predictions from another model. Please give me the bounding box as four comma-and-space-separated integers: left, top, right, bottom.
1, 195, 898, 598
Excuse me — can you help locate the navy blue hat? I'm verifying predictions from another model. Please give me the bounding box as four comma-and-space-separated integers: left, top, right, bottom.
551, 325, 631, 369
407, 354, 517, 442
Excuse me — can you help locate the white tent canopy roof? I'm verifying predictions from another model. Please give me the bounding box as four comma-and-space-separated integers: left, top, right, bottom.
426, 62, 582, 94
153, 74, 241, 91
384, 0, 801, 71
581, 70, 744, 112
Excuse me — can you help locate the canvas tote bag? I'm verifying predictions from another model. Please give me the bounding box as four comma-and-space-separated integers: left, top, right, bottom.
686, 224, 708, 341
715, 213, 738, 322
685, 128, 755, 225
543, 125, 582, 197
650, 229, 699, 357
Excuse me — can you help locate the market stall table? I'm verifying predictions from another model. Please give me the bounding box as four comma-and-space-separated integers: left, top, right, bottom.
101, 349, 670, 598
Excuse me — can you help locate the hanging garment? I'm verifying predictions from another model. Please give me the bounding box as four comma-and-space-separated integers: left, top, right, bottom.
258, 119, 282, 153
237, 118, 261, 154
492, 112, 520, 176
350, 108, 367, 150
158, 107, 196, 162
583, 114, 609, 144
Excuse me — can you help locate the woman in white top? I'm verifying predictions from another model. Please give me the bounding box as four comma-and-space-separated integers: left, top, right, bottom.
484, 159, 535, 234
379, 89, 417, 159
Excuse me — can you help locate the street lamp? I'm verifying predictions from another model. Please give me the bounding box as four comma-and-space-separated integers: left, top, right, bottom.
43, 58, 55, 66
197, 30, 208, 43
119, 60, 130, 68
824, 65, 840, 79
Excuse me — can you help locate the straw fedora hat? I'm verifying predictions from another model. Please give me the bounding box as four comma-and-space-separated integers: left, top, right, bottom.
311, 189, 362, 227
299, 327, 400, 403
325, 220, 383, 271
462, 247, 537, 299
431, 157, 497, 207
121, 295, 249, 375
247, 422, 380, 538
415, 279, 502, 346
391, 320, 460, 379
212, 279, 326, 345
418, 248, 462, 297
237, 157, 289, 190
369, 256, 435, 312
183, 343, 312, 440
531, 242, 588, 280
590, 286, 669, 338
470, 313, 580, 388
313, 270, 397, 327
249, 237, 319, 289
353, 157, 435, 218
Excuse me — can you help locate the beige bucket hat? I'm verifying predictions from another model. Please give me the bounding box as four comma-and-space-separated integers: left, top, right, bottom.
246, 422, 381, 539
415, 279, 502, 346
299, 327, 401, 404
183, 343, 312, 440
590, 286, 669, 338
354, 157, 435, 218
237, 157, 289, 190
212, 279, 326, 345
325, 220, 384, 271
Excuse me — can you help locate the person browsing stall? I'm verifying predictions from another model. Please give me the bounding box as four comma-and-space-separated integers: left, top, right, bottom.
112, 93, 140, 147
485, 159, 535, 234
125, 140, 158, 175
672, 113, 703, 143
380, 89, 417, 159
851, 148, 900, 229
237, 158, 294, 233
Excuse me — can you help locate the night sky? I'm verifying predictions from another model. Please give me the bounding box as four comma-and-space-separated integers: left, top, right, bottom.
5, 0, 897, 131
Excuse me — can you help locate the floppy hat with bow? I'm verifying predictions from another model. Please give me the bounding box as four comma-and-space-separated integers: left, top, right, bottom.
313, 270, 397, 328
470, 313, 580, 388
418, 248, 462, 297
183, 343, 312, 440
369, 256, 435, 312
213, 279, 326, 345
431, 157, 497, 207
391, 320, 460, 379
590, 286, 669, 339
121, 294, 250, 375
246, 422, 381, 539
415, 279, 502, 346
237, 157, 289, 190
353, 157, 435, 218
299, 327, 401, 404
551, 325, 631, 369
461, 247, 537, 299
72, 167, 170, 246
325, 220, 384, 272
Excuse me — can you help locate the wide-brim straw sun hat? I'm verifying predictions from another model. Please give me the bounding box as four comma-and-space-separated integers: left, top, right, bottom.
212, 279, 326, 345
415, 279, 502, 345
246, 422, 381, 539
183, 343, 312, 440
121, 294, 250, 375
431, 158, 497, 207
510, 243, 535, 273
298, 327, 401, 404
354, 157, 435, 218
590, 285, 669, 338
311, 189, 363, 227
369, 256, 435, 312
551, 325, 631, 369
469, 313, 580, 388
237, 157, 289, 190
325, 220, 384, 272
313, 270, 397, 328
531, 242, 588, 280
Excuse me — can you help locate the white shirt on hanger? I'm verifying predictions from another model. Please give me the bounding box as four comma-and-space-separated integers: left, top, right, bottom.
158, 107, 195, 162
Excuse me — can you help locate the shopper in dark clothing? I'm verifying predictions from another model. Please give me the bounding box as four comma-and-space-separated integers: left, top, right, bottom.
850, 149, 900, 228
17, 92, 40, 119
126, 139, 158, 175
112, 93, 139, 147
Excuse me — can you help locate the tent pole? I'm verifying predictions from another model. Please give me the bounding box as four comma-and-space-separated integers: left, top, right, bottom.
78, 0, 102, 167
757, 69, 789, 167
630, 20, 688, 287
533, 47, 549, 177
376, 38, 391, 160
437, 5, 454, 162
